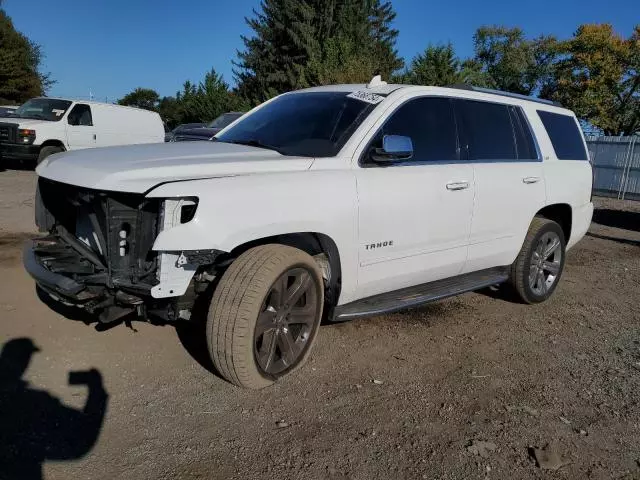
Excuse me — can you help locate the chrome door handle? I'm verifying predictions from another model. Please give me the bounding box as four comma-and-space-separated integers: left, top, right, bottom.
523, 176, 540, 184
446, 181, 470, 191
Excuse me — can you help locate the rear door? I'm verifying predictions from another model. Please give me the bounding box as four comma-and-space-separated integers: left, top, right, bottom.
66, 104, 96, 149
355, 96, 475, 299
456, 99, 546, 273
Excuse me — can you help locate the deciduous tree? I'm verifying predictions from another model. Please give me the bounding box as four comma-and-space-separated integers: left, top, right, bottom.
471, 26, 557, 95
117, 88, 160, 111
0, 7, 53, 104
544, 24, 640, 136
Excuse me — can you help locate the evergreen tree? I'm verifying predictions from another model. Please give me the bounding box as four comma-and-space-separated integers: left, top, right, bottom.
235, 0, 317, 104
368, 1, 403, 77
235, 0, 403, 104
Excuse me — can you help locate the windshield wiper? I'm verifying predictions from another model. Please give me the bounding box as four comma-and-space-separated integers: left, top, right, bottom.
224, 139, 284, 155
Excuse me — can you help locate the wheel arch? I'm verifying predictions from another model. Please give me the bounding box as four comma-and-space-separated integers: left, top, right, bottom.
535, 203, 572, 243
39, 139, 67, 152
221, 232, 343, 318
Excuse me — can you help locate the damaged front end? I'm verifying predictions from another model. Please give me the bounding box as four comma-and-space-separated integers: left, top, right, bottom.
25, 178, 217, 324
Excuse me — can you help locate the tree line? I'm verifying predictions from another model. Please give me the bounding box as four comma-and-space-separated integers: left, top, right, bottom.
2, 0, 638, 135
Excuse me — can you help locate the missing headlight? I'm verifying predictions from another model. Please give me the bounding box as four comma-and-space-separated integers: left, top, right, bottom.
180, 203, 198, 224
159, 197, 199, 231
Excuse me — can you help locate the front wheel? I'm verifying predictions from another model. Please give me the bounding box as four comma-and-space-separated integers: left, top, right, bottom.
37, 146, 64, 165
207, 244, 324, 389
510, 217, 566, 304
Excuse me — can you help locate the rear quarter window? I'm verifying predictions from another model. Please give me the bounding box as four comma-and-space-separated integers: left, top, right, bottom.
537, 110, 588, 160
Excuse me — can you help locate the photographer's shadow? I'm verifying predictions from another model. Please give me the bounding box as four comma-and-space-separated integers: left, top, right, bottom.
0, 338, 108, 480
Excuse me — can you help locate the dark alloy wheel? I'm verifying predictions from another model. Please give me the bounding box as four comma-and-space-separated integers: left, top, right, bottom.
254, 267, 320, 376
511, 217, 566, 304
207, 244, 324, 389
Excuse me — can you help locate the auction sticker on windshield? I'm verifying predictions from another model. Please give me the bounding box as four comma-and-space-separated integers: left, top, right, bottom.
347, 91, 385, 105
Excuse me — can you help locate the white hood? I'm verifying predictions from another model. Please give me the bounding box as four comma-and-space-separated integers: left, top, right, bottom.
37, 141, 314, 193
1, 119, 52, 128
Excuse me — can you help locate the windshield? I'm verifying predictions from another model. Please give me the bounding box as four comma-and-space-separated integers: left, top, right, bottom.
208, 112, 243, 129
14, 98, 72, 121
217, 92, 378, 157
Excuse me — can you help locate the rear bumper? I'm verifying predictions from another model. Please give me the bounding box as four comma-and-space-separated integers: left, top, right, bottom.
0, 142, 39, 162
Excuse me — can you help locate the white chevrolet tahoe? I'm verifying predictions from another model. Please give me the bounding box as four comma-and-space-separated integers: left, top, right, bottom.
24, 78, 593, 388
0, 97, 164, 166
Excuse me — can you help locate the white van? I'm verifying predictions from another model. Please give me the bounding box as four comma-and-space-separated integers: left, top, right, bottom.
0, 98, 164, 165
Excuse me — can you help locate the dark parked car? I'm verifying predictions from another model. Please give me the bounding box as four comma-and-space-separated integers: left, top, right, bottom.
0, 106, 17, 117
165, 123, 207, 142
171, 112, 244, 142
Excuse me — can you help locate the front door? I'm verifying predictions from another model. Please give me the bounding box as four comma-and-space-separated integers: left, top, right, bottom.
356, 96, 475, 300
66, 104, 96, 149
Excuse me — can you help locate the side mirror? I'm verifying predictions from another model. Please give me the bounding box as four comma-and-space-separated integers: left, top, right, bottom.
371, 135, 413, 162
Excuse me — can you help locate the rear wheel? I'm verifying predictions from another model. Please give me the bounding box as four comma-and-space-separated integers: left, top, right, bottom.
206, 244, 324, 389
510, 217, 566, 304
37, 146, 63, 165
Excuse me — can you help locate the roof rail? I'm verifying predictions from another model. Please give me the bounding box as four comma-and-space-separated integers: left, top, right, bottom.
446, 84, 562, 107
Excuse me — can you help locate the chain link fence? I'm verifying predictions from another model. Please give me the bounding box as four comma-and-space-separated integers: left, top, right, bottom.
587, 136, 640, 201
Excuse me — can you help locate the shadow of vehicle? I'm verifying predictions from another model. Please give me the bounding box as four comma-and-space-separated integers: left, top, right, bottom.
174, 285, 220, 376
587, 232, 640, 247
35, 286, 96, 325
35, 283, 221, 377
476, 283, 522, 303
592, 208, 640, 233
0, 338, 108, 480
0, 158, 36, 172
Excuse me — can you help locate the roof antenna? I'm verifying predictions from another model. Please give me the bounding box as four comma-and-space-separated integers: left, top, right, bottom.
367, 73, 387, 89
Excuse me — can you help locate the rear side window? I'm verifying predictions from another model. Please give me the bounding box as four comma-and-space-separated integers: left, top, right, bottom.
537, 111, 587, 160
372, 97, 458, 162
509, 106, 538, 160
456, 100, 516, 160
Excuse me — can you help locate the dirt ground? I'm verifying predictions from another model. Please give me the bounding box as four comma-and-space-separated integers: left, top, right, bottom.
0, 169, 639, 480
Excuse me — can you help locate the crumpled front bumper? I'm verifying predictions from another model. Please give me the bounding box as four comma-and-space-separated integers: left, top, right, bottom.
23, 239, 98, 303
23, 236, 196, 323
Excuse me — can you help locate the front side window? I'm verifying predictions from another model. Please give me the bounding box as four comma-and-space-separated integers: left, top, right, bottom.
217, 92, 377, 157
67, 104, 93, 126
14, 98, 72, 122
456, 99, 516, 160
537, 110, 588, 160
366, 97, 459, 163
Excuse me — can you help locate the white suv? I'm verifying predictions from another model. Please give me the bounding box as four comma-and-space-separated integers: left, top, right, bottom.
25, 78, 593, 388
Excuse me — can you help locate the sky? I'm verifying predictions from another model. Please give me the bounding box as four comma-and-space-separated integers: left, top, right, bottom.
5, 0, 639, 102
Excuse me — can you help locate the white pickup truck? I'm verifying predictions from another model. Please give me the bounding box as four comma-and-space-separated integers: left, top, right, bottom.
25, 77, 593, 388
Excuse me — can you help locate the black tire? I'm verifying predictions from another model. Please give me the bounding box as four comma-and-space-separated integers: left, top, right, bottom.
37, 146, 63, 165
207, 244, 324, 389
510, 217, 566, 304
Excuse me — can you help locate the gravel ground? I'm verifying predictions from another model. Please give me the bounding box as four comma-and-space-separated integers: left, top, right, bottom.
0, 170, 639, 480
